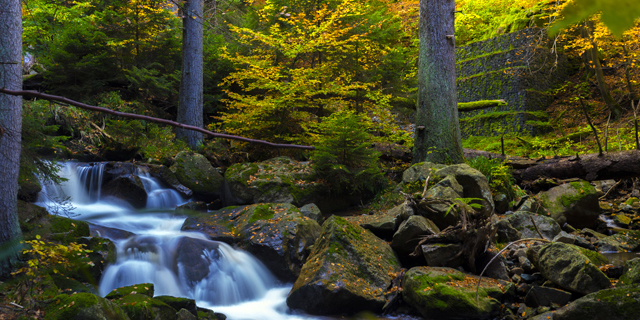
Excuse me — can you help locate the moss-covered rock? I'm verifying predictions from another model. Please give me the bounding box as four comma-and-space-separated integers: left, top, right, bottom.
224, 157, 339, 211
182, 204, 321, 281
546, 286, 640, 320
286, 216, 400, 315
435, 164, 495, 218
18, 168, 42, 202
154, 296, 197, 317
45, 292, 129, 320
537, 242, 611, 295
619, 258, 640, 285
392, 215, 440, 257
147, 164, 193, 198
111, 293, 177, 320
17, 200, 91, 244
595, 230, 640, 252
401, 162, 446, 185
539, 180, 600, 229
105, 283, 154, 300
402, 266, 505, 320
170, 151, 223, 202
507, 211, 561, 240
50, 274, 98, 295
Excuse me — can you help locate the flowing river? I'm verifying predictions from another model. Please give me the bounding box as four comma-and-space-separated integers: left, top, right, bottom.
36, 162, 320, 320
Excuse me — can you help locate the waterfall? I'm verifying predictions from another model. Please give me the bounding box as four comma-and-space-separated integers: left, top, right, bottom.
38, 162, 317, 320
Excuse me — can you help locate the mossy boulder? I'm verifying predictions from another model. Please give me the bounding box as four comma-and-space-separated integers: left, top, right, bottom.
539, 180, 600, 229
537, 242, 611, 295
434, 164, 495, 218
44, 292, 129, 320
299, 203, 323, 224
545, 286, 640, 320
507, 211, 561, 240
619, 258, 640, 285
402, 266, 505, 320
419, 176, 464, 229
182, 203, 321, 281
170, 151, 224, 202
595, 230, 640, 252
174, 237, 222, 284
147, 164, 193, 198
224, 157, 339, 211
102, 174, 147, 209
286, 216, 401, 315
343, 211, 403, 240
18, 168, 42, 202
105, 283, 154, 300
401, 162, 446, 185
50, 274, 98, 295
17, 200, 91, 243
111, 293, 177, 320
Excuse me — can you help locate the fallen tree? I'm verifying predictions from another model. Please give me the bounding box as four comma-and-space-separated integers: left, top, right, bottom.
508, 150, 640, 182
0, 88, 315, 151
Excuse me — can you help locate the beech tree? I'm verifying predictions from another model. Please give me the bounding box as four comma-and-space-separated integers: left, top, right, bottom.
177, 0, 204, 149
413, 0, 464, 164
0, 0, 23, 278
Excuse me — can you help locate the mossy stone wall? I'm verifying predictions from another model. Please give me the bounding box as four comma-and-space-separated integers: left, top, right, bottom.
456, 28, 568, 138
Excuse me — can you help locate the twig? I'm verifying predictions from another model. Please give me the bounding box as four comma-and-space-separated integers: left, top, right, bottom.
90, 122, 113, 139
475, 238, 550, 304
633, 100, 639, 150
9, 302, 24, 309
421, 174, 431, 198
579, 97, 603, 156
599, 179, 622, 200
529, 214, 546, 240
604, 112, 611, 153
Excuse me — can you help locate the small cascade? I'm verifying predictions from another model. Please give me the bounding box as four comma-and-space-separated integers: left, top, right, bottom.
38, 161, 312, 320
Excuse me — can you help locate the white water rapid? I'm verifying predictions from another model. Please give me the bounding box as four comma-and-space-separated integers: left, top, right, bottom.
37, 162, 319, 320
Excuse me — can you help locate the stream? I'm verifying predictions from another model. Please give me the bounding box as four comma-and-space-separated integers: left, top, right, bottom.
36, 162, 320, 320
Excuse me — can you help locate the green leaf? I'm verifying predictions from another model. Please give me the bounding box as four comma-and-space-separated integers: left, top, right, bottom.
550, 0, 640, 37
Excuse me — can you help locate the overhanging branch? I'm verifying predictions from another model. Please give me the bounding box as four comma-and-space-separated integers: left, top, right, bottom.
0, 88, 315, 150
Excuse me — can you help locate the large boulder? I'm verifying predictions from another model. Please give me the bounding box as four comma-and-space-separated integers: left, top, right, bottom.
401, 162, 446, 185
507, 211, 561, 240
44, 292, 129, 320
286, 216, 401, 315
539, 180, 600, 228
182, 203, 321, 281
419, 176, 464, 229
402, 266, 505, 320
102, 174, 147, 208
619, 257, 640, 285
538, 286, 640, 320
171, 151, 224, 202
224, 157, 340, 211
537, 242, 611, 295
18, 168, 42, 202
147, 164, 193, 198
392, 215, 440, 257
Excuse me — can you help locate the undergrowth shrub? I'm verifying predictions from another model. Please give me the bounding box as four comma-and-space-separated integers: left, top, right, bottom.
467, 156, 517, 201
309, 110, 386, 197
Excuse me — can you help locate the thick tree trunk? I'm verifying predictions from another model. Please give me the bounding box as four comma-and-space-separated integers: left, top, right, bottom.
413, 0, 464, 164
0, 0, 23, 279
177, 0, 204, 149
509, 150, 640, 182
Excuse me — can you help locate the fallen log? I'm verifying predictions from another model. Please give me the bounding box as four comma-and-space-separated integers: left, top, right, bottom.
509, 150, 640, 182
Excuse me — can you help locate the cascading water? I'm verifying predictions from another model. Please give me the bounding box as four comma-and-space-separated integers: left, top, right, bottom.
37, 162, 318, 320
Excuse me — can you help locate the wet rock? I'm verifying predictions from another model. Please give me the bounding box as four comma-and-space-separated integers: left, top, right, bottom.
537, 242, 611, 295
177, 309, 197, 320
619, 257, 640, 285
539, 180, 600, 229
524, 285, 571, 307
176, 201, 208, 213
422, 243, 464, 268
299, 203, 323, 224
391, 215, 439, 257
595, 230, 640, 252
89, 223, 134, 240
102, 174, 147, 208
543, 286, 640, 320
155, 296, 197, 317
434, 164, 495, 218
175, 237, 221, 284
45, 292, 129, 320
287, 216, 400, 315
507, 211, 561, 240
171, 151, 224, 202
112, 293, 177, 320
147, 164, 193, 198
402, 266, 505, 320
105, 283, 154, 299
476, 249, 510, 281
181, 206, 244, 244
613, 213, 632, 228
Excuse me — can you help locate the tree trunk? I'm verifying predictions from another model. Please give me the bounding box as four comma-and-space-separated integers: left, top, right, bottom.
583, 21, 622, 118
509, 150, 640, 182
413, 0, 464, 164
0, 0, 23, 279
177, 0, 204, 149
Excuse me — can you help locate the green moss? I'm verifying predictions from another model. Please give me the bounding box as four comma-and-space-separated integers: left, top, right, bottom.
559, 181, 594, 208
105, 283, 154, 300
50, 216, 90, 243
114, 294, 176, 320
248, 204, 275, 224
458, 100, 507, 112
578, 248, 609, 266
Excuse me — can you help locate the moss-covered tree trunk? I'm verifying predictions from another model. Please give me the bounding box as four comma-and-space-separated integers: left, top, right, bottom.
0, 0, 23, 279
177, 0, 204, 149
413, 0, 464, 164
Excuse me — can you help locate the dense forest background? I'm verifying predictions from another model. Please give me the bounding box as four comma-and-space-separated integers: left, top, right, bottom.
18, 0, 640, 170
